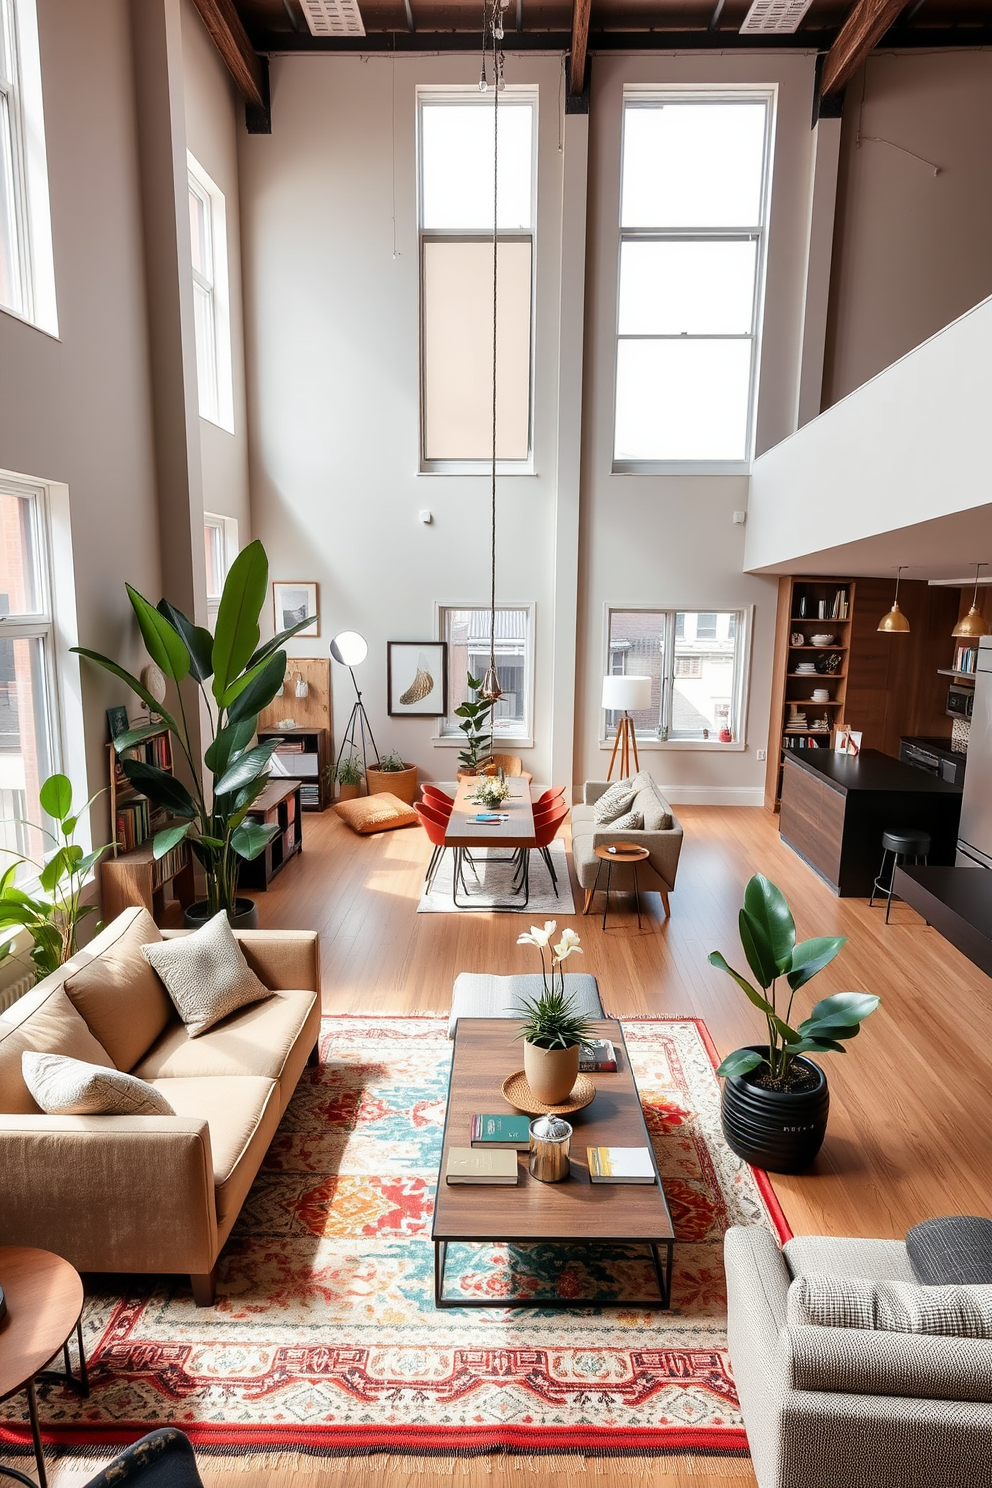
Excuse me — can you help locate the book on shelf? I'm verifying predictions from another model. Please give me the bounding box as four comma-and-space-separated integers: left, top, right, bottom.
155, 840, 187, 884
587, 1146, 656, 1184
470, 1113, 531, 1149
445, 1147, 518, 1184
274, 740, 306, 753
953, 645, 978, 675
579, 1039, 617, 1073
115, 798, 150, 852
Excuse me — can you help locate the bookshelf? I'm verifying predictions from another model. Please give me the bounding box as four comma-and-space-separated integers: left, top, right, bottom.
237, 781, 303, 890
101, 725, 195, 922
764, 577, 856, 811
257, 728, 331, 811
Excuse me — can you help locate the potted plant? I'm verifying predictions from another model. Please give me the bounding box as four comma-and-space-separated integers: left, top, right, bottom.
709, 874, 879, 1173
471, 777, 510, 810
73, 540, 315, 929
454, 673, 495, 778
0, 774, 112, 978
332, 754, 364, 801
366, 748, 418, 805
515, 922, 595, 1104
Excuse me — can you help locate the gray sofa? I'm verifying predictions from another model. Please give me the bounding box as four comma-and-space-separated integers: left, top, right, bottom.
725, 1225, 992, 1488
571, 778, 683, 917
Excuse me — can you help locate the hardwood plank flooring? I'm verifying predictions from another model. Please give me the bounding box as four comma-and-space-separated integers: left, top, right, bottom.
67, 805, 992, 1488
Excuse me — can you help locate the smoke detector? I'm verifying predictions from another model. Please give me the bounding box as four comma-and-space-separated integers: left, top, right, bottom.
739, 0, 813, 32
299, 0, 366, 37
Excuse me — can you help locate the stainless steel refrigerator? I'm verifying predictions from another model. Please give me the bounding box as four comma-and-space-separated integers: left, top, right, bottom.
957, 633, 992, 869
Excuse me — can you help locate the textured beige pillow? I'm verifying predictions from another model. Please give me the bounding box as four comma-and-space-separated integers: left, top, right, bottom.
788, 1274, 992, 1339
141, 910, 271, 1037
0, 987, 115, 1115
335, 793, 419, 834
65, 907, 174, 1070
592, 778, 637, 824
21, 1051, 174, 1115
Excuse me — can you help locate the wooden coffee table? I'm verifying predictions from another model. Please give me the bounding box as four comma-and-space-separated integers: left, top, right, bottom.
432, 1018, 675, 1308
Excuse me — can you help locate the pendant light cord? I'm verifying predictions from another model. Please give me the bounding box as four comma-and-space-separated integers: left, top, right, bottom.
488, 0, 500, 692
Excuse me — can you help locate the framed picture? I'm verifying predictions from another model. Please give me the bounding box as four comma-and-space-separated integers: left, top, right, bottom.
106, 705, 129, 740
272, 582, 320, 638
387, 641, 448, 717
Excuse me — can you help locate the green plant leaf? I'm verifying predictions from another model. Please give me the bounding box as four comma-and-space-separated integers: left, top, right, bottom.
211, 539, 268, 703
121, 760, 197, 818
716, 1048, 766, 1079
204, 717, 256, 777
245, 615, 318, 672
213, 740, 279, 797
782, 1037, 846, 1055
157, 601, 214, 684
112, 724, 166, 754
786, 935, 846, 991
152, 822, 191, 859
225, 650, 286, 726
807, 991, 880, 1027
39, 847, 72, 893
454, 704, 476, 718
39, 774, 73, 821
707, 951, 800, 1043
738, 907, 778, 990
743, 874, 795, 973
126, 584, 190, 682
72, 649, 181, 732
230, 820, 279, 860
74, 849, 104, 877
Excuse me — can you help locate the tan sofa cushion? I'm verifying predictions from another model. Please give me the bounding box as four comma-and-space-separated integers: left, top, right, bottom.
64, 908, 175, 1071
0, 986, 114, 1113
150, 1074, 280, 1225
134, 988, 318, 1084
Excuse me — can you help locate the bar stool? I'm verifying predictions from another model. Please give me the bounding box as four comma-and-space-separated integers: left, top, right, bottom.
869, 828, 931, 923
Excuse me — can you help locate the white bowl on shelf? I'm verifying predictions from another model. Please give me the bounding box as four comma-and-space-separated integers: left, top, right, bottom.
810, 634, 835, 646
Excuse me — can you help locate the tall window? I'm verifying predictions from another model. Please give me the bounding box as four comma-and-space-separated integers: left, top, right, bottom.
614, 92, 773, 469
418, 89, 536, 468
439, 605, 533, 742
203, 513, 237, 628
606, 608, 747, 742
0, 0, 56, 333
0, 478, 58, 877
187, 153, 233, 432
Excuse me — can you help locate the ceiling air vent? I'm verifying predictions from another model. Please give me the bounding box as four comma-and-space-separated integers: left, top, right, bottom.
739, 0, 813, 32
299, 0, 367, 37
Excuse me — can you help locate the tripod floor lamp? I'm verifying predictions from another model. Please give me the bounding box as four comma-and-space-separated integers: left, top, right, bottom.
330, 630, 379, 782
603, 674, 652, 781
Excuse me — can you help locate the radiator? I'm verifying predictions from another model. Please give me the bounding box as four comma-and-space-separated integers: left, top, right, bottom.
0, 971, 36, 1014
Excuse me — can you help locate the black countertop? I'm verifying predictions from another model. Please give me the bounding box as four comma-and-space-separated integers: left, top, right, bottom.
894, 866, 992, 979
782, 748, 963, 796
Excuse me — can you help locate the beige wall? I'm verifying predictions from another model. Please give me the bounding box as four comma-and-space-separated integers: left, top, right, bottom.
823, 49, 992, 407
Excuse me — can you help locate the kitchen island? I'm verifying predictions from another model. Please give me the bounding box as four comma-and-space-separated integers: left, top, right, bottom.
779, 749, 962, 897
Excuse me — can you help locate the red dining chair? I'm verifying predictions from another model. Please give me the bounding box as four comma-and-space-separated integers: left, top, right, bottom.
534, 786, 566, 811
515, 801, 570, 899
421, 784, 454, 814
414, 801, 450, 892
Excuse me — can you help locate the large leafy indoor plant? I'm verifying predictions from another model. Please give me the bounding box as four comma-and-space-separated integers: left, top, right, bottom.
515, 922, 595, 1104
709, 873, 879, 1172
73, 541, 315, 926
454, 674, 495, 776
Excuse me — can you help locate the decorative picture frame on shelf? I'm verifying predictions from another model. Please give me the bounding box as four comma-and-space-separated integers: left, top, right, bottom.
272, 582, 319, 638
106, 705, 129, 740
387, 641, 448, 717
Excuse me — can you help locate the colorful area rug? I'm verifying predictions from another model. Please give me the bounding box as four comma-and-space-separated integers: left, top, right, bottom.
1, 1017, 788, 1460
416, 841, 576, 914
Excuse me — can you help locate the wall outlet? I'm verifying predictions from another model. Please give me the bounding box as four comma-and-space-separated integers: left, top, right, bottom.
756, 748, 767, 761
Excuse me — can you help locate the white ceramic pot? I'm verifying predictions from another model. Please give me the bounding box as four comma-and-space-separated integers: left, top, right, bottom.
523, 1041, 580, 1106
810, 634, 835, 646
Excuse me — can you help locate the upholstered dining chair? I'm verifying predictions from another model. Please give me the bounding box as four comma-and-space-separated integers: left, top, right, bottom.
534, 786, 566, 811
513, 801, 569, 898
414, 800, 452, 893
421, 784, 454, 814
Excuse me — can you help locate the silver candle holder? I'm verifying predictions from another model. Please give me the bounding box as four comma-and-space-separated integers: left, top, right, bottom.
528, 1114, 572, 1182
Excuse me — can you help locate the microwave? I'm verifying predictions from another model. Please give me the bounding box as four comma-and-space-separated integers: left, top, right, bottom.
946, 683, 974, 719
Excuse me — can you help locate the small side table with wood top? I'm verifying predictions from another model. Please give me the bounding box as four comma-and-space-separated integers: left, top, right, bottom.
0, 1248, 89, 1488
592, 843, 650, 928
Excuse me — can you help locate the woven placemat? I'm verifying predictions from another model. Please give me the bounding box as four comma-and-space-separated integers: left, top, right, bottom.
501, 1069, 596, 1116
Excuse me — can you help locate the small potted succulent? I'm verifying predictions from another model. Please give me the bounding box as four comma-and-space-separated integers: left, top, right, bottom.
709, 874, 879, 1173
515, 922, 595, 1104
366, 748, 418, 805
332, 754, 364, 801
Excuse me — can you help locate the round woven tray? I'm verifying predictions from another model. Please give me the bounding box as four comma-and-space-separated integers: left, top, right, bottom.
500, 1070, 596, 1117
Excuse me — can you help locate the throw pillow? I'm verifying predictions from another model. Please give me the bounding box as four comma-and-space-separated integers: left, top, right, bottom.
336, 793, 419, 835
907, 1216, 992, 1286
65, 907, 174, 1071
608, 809, 644, 832
592, 778, 637, 824
21, 1051, 174, 1116
787, 1274, 992, 1338
141, 910, 270, 1038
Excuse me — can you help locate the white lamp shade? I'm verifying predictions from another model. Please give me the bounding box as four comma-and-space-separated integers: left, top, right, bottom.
602, 674, 652, 712
330, 630, 368, 667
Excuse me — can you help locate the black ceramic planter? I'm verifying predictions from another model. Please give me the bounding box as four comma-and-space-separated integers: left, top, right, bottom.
183, 898, 259, 931
721, 1046, 829, 1173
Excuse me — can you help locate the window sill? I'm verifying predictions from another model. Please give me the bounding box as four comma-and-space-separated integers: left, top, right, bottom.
611, 460, 751, 477
419, 460, 536, 477
435, 735, 534, 750
0, 301, 60, 340
599, 738, 747, 753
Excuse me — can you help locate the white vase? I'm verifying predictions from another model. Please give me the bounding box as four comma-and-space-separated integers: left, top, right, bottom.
523, 1041, 580, 1105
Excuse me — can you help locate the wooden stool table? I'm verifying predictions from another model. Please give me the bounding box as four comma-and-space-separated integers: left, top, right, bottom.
0, 1248, 89, 1488
592, 843, 650, 929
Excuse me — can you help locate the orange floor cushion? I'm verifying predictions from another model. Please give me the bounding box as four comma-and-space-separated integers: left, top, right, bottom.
335, 793, 420, 834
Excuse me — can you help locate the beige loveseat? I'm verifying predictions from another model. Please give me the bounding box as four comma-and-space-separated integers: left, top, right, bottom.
0, 906, 320, 1305
571, 777, 683, 917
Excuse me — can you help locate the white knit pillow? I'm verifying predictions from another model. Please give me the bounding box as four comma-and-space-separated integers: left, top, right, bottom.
141, 910, 270, 1038
608, 809, 644, 832
592, 778, 637, 824
788, 1275, 992, 1339
22, 1052, 174, 1115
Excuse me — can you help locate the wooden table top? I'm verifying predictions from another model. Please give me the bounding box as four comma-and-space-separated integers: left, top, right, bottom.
432, 1019, 674, 1244
444, 776, 536, 850
250, 778, 300, 814
0, 1248, 83, 1403
594, 843, 650, 862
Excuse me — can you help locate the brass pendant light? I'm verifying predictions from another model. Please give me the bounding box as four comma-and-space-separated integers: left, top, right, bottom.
877, 566, 910, 633
951, 562, 990, 639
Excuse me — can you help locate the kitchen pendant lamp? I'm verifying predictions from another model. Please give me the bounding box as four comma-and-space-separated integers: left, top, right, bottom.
877, 567, 910, 633
951, 563, 990, 639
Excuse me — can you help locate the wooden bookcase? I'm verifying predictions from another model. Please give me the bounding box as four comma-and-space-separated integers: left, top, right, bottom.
237, 781, 303, 891
257, 727, 331, 811
101, 725, 196, 921
764, 577, 856, 811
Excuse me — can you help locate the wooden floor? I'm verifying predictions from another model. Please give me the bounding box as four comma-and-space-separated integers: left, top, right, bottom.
40, 804, 992, 1488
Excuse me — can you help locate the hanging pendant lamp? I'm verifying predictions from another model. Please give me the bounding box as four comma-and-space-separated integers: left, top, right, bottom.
951, 562, 990, 639
877, 566, 910, 633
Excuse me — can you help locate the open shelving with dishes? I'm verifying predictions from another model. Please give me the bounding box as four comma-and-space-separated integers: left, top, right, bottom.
101, 724, 195, 921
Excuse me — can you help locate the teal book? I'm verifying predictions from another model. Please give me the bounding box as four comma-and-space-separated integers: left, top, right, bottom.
471, 1113, 531, 1149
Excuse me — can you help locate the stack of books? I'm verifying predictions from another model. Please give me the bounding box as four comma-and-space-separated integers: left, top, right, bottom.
115, 798, 150, 851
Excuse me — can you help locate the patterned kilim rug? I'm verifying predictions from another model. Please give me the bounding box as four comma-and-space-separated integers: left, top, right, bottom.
417, 840, 576, 914
0, 1017, 788, 1461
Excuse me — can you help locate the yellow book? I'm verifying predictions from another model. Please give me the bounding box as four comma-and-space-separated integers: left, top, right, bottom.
587, 1146, 655, 1184
445, 1147, 519, 1185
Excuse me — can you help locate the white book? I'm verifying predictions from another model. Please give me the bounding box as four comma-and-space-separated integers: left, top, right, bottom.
445, 1147, 519, 1185
587, 1146, 656, 1184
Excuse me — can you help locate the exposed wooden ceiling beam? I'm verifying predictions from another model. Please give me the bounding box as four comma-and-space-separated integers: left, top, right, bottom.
820, 0, 908, 96
569, 0, 591, 95
189, 0, 266, 108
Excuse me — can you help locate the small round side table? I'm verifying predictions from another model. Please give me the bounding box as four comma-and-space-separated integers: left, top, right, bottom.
0, 1247, 89, 1488
592, 843, 650, 929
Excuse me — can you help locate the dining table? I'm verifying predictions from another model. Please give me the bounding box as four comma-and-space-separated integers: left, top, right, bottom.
443, 776, 537, 908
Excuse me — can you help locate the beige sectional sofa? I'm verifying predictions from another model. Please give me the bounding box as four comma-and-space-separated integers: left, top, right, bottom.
571, 777, 683, 916
0, 906, 320, 1305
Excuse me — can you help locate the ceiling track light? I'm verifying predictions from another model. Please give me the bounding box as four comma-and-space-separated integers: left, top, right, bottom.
877, 566, 910, 633
951, 562, 991, 639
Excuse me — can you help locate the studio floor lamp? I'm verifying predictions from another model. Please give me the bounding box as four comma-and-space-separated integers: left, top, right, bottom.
603, 675, 652, 781
330, 630, 379, 782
